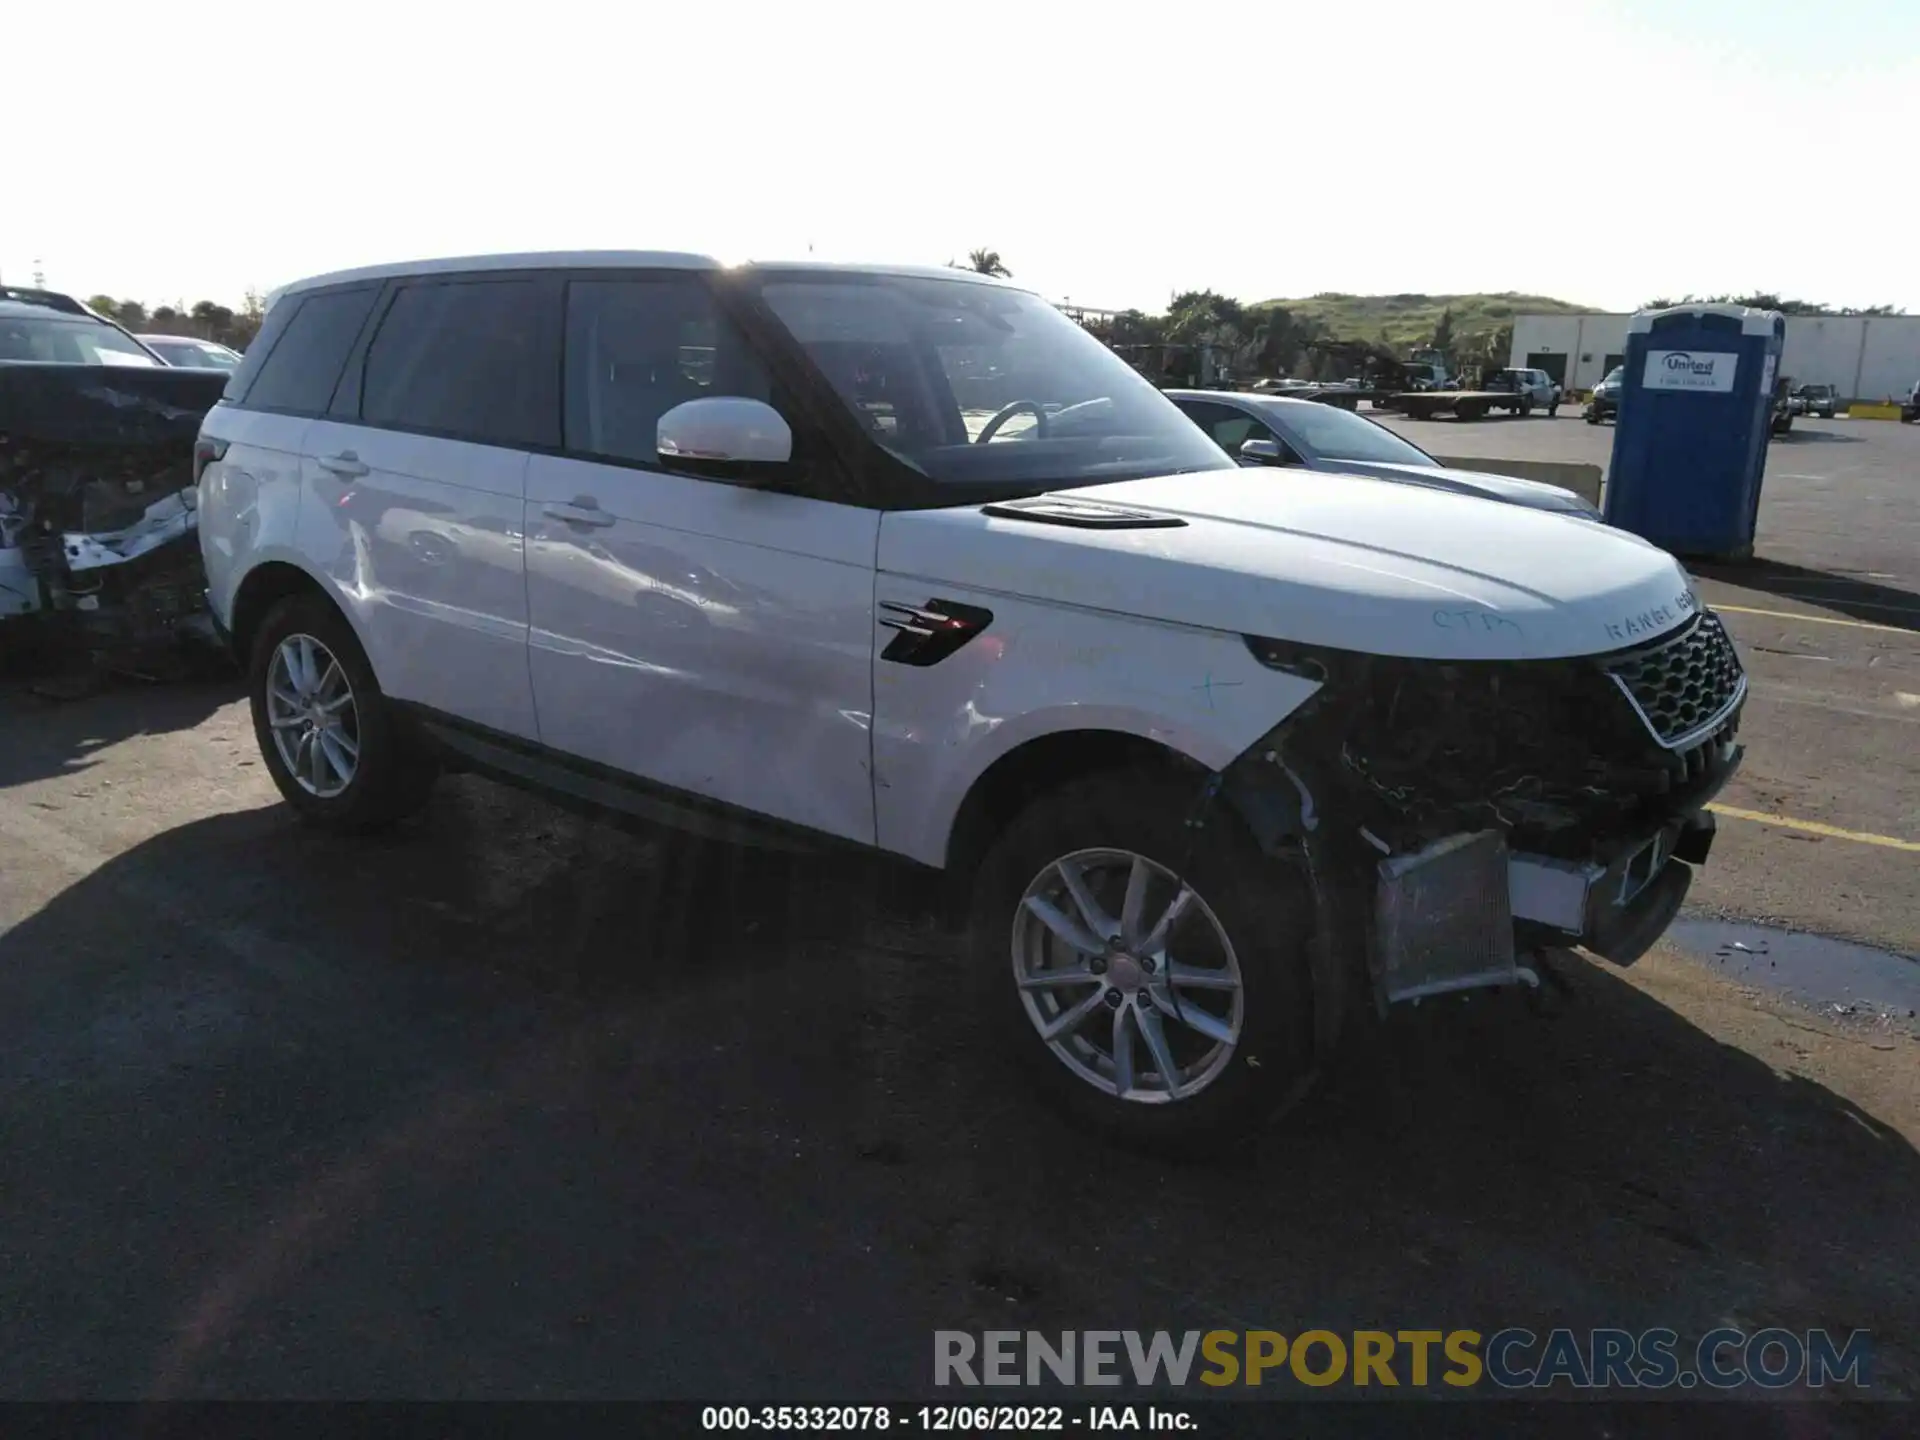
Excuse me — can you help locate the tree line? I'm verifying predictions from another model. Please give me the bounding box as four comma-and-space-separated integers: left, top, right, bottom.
950, 250, 1510, 381
85, 293, 267, 352
1642, 292, 1904, 317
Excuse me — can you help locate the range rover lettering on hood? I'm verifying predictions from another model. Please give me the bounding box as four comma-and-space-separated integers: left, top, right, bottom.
881, 468, 1700, 663
1605, 588, 1699, 645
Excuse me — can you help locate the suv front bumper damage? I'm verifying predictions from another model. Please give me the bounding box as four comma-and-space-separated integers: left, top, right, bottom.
1374, 806, 1721, 1008
1231, 612, 1747, 1014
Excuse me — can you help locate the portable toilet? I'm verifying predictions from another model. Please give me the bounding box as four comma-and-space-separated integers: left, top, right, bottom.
1602, 304, 1786, 560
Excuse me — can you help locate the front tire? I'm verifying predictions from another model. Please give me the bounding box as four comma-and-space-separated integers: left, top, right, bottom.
249, 592, 437, 832
968, 769, 1316, 1149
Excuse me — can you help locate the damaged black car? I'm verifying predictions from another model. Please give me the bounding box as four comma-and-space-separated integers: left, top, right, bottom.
1, 287, 230, 675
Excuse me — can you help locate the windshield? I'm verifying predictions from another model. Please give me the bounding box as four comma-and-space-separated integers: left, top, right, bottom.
145, 337, 239, 369
1601, 367, 1624, 386
0, 313, 159, 366
1263, 399, 1436, 467
754, 274, 1233, 493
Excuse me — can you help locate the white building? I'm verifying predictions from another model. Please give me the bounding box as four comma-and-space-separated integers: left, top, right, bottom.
1510, 312, 1920, 401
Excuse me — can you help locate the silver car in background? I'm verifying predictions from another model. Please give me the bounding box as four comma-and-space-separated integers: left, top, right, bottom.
1165, 390, 1603, 518
138, 335, 243, 370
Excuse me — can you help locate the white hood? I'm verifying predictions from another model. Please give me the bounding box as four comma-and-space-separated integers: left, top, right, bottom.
1325, 460, 1596, 514
879, 468, 1697, 662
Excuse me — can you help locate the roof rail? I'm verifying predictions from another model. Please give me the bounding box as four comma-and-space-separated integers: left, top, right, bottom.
0, 286, 89, 316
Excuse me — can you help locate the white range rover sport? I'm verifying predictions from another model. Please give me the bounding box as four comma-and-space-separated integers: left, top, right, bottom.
197, 253, 1747, 1146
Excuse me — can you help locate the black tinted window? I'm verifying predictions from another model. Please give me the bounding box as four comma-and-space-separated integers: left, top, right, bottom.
361, 279, 556, 447
240, 287, 378, 414
563, 277, 770, 465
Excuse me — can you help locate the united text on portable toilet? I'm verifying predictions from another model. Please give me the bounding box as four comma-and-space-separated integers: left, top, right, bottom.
1602, 304, 1786, 560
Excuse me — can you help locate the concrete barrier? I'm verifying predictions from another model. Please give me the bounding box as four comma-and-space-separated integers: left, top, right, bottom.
1847, 403, 1902, 420
1431, 455, 1605, 508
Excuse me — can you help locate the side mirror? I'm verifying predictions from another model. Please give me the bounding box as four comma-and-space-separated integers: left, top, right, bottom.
658, 397, 793, 479
1239, 438, 1286, 466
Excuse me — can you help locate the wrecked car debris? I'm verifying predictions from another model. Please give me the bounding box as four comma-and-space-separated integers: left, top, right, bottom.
0, 324, 231, 677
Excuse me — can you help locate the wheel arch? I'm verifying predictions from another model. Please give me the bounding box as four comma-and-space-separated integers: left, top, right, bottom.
942, 727, 1209, 877
229, 556, 368, 669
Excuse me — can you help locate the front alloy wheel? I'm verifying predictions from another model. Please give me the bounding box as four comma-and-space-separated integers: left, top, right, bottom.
1012, 847, 1245, 1103
266, 633, 361, 798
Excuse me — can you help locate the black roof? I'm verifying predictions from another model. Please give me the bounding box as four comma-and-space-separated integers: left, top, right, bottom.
0, 286, 93, 317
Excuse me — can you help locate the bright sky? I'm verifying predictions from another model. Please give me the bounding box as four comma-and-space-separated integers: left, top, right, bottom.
6, 0, 1916, 315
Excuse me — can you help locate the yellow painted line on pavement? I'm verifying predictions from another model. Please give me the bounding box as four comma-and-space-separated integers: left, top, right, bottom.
1707, 803, 1920, 853
1713, 603, 1914, 635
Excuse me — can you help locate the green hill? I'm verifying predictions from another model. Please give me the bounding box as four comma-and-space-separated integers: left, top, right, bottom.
1252, 292, 1593, 349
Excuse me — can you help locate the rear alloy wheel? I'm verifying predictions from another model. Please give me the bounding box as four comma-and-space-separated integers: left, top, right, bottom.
266, 633, 360, 798
971, 768, 1315, 1148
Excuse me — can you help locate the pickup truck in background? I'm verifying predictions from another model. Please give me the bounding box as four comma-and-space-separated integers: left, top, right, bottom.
0, 287, 228, 668
1791, 383, 1838, 419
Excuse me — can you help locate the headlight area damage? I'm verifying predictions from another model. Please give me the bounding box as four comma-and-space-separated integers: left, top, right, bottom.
0, 364, 229, 676
1221, 615, 1745, 1027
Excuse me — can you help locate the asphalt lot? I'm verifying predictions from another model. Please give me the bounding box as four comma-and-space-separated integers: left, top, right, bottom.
2, 414, 1915, 1422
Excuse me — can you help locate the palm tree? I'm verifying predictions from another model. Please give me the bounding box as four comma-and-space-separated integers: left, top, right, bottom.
966, 248, 1011, 278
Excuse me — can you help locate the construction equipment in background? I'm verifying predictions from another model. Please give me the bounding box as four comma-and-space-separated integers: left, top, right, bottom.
1110, 341, 1236, 390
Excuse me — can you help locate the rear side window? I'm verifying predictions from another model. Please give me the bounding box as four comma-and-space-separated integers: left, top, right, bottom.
237, 287, 379, 414
562, 277, 770, 466
360, 279, 557, 448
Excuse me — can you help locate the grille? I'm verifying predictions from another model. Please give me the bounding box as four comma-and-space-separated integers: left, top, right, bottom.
1605, 611, 1746, 749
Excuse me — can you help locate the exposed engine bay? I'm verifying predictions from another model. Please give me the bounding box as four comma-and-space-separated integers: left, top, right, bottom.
0, 362, 229, 671
1227, 616, 1747, 1021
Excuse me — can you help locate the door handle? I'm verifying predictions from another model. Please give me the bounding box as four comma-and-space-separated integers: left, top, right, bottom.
317, 452, 369, 479
542, 502, 616, 529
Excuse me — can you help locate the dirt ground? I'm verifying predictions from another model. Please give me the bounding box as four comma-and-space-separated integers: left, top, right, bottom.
1, 413, 1915, 1427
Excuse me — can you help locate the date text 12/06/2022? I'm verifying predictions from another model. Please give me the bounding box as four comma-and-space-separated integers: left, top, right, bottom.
701, 1406, 1194, 1431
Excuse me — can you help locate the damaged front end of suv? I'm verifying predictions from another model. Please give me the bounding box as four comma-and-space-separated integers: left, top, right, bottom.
0, 361, 230, 671
1223, 608, 1745, 1024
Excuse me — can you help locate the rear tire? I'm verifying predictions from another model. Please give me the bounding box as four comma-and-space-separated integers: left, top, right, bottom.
248, 592, 438, 833
968, 768, 1316, 1151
